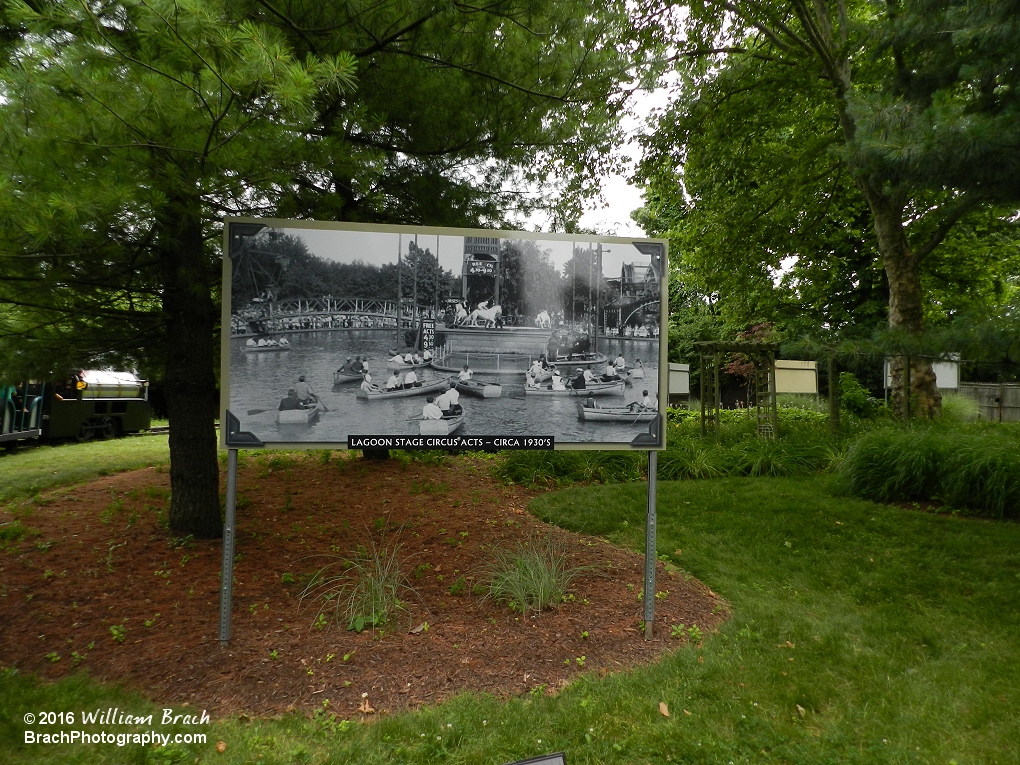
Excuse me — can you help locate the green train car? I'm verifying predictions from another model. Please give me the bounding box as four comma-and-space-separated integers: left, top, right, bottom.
1, 371, 151, 447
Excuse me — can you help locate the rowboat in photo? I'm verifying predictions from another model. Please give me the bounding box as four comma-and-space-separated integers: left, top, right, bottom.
244, 343, 290, 353
277, 401, 324, 425
332, 370, 364, 385
524, 379, 625, 397
628, 367, 645, 379
356, 377, 453, 400
455, 379, 502, 398
576, 402, 657, 423
386, 360, 431, 372
418, 413, 465, 436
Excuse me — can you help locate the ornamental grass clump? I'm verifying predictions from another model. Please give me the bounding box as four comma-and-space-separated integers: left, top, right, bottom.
480, 534, 589, 614
301, 537, 410, 633
838, 424, 1020, 518
496, 450, 642, 487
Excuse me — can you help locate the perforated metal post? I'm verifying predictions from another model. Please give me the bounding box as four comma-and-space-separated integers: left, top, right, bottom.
218, 449, 239, 646
643, 450, 658, 640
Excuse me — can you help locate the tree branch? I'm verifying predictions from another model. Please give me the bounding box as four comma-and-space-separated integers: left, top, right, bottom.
913, 194, 984, 260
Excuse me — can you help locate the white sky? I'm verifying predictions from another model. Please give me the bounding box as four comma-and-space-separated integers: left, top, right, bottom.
568, 86, 673, 237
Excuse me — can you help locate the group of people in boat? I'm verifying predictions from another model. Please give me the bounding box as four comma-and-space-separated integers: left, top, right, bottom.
525, 352, 635, 391
247, 335, 290, 348
336, 356, 369, 376
387, 348, 432, 366
421, 383, 462, 419
383, 369, 422, 391
545, 329, 592, 360
278, 375, 319, 410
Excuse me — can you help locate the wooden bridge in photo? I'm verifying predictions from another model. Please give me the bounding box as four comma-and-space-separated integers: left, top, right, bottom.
230, 297, 440, 336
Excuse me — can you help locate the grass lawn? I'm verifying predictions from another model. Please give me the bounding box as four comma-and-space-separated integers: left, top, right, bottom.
3, 468, 1018, 764
0, 436, 169, 504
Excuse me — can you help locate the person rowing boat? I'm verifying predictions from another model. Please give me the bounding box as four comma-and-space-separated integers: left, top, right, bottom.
293, 375, 318, 405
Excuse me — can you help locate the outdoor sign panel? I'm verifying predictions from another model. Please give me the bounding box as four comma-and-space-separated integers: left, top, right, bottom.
220, 219, 667, 450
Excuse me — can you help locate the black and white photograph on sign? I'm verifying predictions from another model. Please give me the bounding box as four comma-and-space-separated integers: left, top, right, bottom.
223, 221, 666, 448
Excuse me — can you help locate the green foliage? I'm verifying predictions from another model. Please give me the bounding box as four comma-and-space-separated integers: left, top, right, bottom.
495, 450, 644, 488
938, 391, 980, 423
838, 373, 882, 419
480, 535, 588, 614
636, 0, 1020, 420
838, 424, 1020, 518
0, 520, 28, 551
301, 538, 410, 633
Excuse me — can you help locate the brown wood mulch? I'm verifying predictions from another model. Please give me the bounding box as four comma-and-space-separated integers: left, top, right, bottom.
0, 452, 724, 719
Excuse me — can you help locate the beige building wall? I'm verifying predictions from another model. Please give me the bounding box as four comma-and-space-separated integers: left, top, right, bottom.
775, 360, 817, 394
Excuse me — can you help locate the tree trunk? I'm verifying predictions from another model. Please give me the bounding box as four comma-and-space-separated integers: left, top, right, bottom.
159, 196, 222, 538
870, 199, 941, 419
822, 33, 942, 420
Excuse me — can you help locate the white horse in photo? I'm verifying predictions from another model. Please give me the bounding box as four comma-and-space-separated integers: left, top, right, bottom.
535, 310, 551, 329
466, 304, 502, 328
452, 302, 468, 324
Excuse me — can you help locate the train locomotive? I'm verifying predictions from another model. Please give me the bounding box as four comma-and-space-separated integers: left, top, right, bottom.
1, 370, 151, 448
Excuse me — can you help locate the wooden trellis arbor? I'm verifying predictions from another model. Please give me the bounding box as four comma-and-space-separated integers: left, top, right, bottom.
693, 341, 780, 438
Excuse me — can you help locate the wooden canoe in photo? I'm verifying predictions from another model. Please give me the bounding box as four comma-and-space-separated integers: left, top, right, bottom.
455, 379, 502, 398
386, 360, 431, 372
624, 363, 648, 379
277, 401, 323, 425
524, 379, 625, 397
356, 377, 453, 400
418, 414, 465, 436
244, 344, 290, 353
576, 402, 657, 423
333, 370, 364, 385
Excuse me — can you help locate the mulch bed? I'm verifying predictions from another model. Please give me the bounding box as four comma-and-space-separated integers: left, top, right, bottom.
0, 452, 724, 718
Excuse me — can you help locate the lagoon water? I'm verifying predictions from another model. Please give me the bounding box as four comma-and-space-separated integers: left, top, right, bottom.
228, 330, 660, 447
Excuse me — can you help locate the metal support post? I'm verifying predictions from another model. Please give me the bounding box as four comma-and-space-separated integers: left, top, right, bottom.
218, 449, 239, 646
643, 450, 658, 640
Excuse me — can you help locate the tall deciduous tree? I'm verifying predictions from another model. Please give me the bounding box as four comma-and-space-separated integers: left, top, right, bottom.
635, 0, 1020, 416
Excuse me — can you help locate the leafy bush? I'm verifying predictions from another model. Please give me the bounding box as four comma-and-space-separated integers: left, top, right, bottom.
301, 537, 410, 632
839, 372, 882, 418
499, 415, 840, 487
480, 534, 589, 614
838, 424, 1020, 518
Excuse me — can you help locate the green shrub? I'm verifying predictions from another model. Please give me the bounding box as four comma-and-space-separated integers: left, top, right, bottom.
838, 424, 1020, 518
499, 416, 841, 487
839, 372, 882, 418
